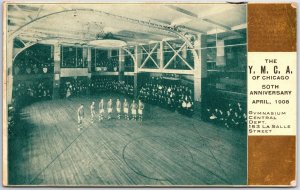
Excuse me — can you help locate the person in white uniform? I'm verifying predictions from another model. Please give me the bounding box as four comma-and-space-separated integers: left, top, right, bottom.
116, 99, 121, 119
77, 104, 84, 130
131, 100, 137, 121
107, 99, 113, 120
90, 101, 96, 123
123, 99, 129, 120
99, 99, 104, 121
138, 100, 144, 121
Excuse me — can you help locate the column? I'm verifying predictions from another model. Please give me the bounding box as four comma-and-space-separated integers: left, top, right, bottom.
118, 48, 125, 81
107, 49, 112, 58
87, 47, 92, 95
6, 40, 13, 104
52, 44, 61, 99
86, 47, 92, 72
193, 34, 207, 102
158, 41, 164, 70
134, 45, 142, 100
216, 40, 225, 66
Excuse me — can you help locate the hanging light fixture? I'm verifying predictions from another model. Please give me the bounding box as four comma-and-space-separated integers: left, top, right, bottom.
89, 32, 127, 48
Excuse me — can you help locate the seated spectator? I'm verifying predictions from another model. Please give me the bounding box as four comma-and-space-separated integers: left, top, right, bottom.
61, 78, 88, 98
12, 80, 52, 108
90, 77, 134, 97
205, 102, 247, 129
138, 77, 194, 116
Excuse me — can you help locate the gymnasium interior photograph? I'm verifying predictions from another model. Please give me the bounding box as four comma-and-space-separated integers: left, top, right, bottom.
5, 3, 247, 186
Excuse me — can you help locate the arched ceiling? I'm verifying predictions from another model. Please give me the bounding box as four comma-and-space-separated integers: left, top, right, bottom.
7, 3, 247, 47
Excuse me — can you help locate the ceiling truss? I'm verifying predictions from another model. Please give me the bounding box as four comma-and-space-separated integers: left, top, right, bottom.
7, 4, 247, 47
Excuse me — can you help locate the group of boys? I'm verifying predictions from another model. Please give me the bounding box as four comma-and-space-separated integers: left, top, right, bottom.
90, 78, 134, 97
77, 99, 144, 130
63, 79, 89, 98
206, 102, 247, 129
139, 81, 194, 115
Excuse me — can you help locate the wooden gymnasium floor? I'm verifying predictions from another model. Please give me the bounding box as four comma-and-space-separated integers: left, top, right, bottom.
8, 93, 247, 186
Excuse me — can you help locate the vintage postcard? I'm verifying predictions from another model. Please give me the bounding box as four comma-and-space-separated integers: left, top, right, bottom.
2, 1, 297, 187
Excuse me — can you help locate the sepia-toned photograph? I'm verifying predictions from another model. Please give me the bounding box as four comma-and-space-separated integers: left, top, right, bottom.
4, 2, 247, 186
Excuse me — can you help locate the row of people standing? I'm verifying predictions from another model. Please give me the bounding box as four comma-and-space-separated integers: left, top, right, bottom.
96, 99, 144, 121
77, 99, 145, 130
